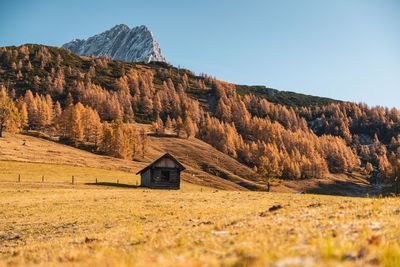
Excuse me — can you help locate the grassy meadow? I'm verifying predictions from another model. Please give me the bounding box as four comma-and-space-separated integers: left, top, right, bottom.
1, 161, 400, 266
0, 160, 140, 185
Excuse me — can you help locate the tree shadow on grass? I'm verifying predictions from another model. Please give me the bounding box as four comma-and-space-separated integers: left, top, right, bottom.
147, 133, 178, 138
85, 182, 141, 188
306, 180, 381, 197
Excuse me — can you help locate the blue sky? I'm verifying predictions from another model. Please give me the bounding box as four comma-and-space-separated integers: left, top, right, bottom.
1, 0, 399, 108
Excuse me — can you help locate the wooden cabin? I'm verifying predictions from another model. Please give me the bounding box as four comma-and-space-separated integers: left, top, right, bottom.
136, 153, 185, 189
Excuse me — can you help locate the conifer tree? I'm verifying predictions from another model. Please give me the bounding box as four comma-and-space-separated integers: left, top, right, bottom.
16, 100, 28, 128
140, 128, 148, 159
66, 92, 74, 107
26, 61, 32, 72
175, 116, 184, 137
140, 94, 153, 117
156, 115, 165, 134
58, 102, 85, 144
184, 116, 196, 139
82, 107, 102, 145
165, 115, 173, 130
365, 162, 373, 175
71, 103, 84, 143
0, 86, 20, 137
53, 101, 62, 121
24, 90, 38, 127
115, 75, 129, 94
112, 123, 128, 159
152, 93, 162, 116
100, 123, 113, 153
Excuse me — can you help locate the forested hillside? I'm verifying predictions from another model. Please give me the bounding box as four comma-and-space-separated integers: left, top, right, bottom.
0, 44, 399, 186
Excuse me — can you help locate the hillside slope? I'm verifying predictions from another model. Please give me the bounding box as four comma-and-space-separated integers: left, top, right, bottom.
0, 132, 379, 195
0, 132, 287, 191
236, 85, 340, 107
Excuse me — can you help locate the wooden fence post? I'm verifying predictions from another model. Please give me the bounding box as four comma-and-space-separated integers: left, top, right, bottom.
95, 178, 98, 184
117, 179, 119, 184
18, 174, 21, 183
42, 176, 44, 183
72, 176, 74, 185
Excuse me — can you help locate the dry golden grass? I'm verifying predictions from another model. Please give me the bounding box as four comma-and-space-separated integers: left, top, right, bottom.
0, 133, 144, 173
0, 160, 139, 185
1, 133, 396, 266
1, 177, 400, 267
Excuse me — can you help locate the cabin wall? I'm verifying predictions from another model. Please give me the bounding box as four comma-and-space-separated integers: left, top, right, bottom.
141, 169, 152, 187
150, 168, 180, 189
169, 170, 179, 182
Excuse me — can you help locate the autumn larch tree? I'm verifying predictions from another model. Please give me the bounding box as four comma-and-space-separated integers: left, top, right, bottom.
82, 106, 103, 146
100, 123, 113, 154
365, 162, 373, 175
16, 99, 28, 129
0, 86, 20, 137
175, 116, 184, 137
184, 116, 197, 139
140, 128, 148, 159
165, 115, 173, 130
152, 115, 164, 135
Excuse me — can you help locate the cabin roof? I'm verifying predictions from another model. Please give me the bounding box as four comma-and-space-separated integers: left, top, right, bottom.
136, 153, 185, 174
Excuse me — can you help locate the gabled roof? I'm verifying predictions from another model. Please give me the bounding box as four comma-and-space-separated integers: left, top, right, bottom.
136, 153, 186, 174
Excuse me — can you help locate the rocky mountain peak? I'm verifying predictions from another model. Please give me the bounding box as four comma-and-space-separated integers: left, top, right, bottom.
62, 24, 166, 63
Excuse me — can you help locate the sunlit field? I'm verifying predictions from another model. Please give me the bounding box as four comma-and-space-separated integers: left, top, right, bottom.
0, 160, 139, 185
1, 162, 400, 266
